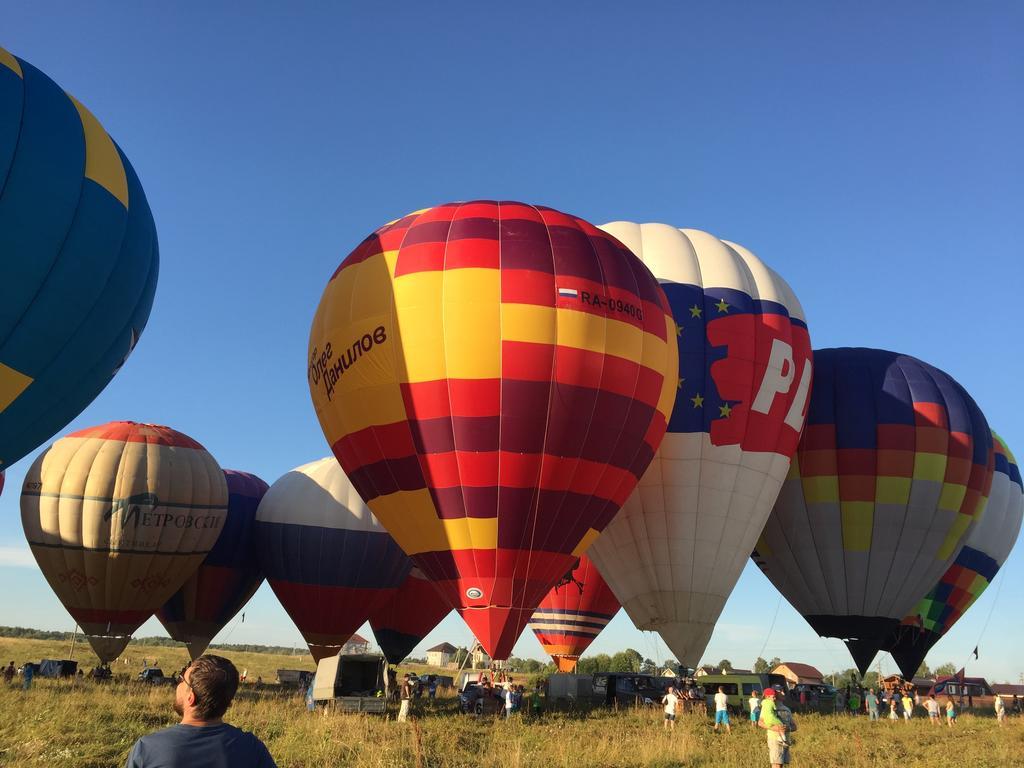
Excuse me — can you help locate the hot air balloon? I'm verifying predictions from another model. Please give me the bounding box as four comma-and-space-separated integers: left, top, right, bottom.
0, 47, 158, 473
528, 555, 620, 671
308, 202, 678, 659
254, 457, 411, 661
20, 422, 228, 663
887, 432, 1022, 678
586, 223, 812, 667
157, 470, 268, 659
752, 348, 994, 674
369, 566, 451, 665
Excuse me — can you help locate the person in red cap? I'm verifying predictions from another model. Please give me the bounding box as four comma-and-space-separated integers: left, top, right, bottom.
757, 687, 794, 767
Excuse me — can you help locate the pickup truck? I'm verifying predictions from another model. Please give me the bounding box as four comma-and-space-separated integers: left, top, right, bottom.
311, 654, 387, 713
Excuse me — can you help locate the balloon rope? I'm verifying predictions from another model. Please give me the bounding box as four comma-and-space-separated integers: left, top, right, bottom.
961, 569, 1006, 671
755, 592, 784, 662
213, 611, 246, 647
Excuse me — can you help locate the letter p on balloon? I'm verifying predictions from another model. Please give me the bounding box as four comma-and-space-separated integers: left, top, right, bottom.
751, 338, 811, 430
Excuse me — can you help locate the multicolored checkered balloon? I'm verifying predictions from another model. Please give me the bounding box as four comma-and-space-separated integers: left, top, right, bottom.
753, 348, 995, 674
887, 431, 1022, 678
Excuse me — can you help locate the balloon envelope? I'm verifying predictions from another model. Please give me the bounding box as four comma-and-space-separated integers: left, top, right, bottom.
0, 48, 158, 473
308, 202, 678, 659
255, 457, 411, 661
887, 432, 1022, 678
21, 422, 228, 663
752, 348, 994, 674
157, 469, 268, 659
369, 566, 451, 665
587, 223, 812, 666
528, 554, 620, 672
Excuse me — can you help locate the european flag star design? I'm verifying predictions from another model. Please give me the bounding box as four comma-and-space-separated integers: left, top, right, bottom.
661, 283, 760, 437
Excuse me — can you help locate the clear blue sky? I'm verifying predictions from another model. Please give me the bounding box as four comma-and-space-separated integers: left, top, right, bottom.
2, 2, 1022, 682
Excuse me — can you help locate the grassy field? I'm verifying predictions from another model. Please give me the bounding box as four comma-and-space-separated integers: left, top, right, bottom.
1, 638, 1021, 768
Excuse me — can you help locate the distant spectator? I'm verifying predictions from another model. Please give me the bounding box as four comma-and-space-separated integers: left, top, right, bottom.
661, 686, 681, 731
124, 655, 275, 767
901, 692, 913, 721
926, 694, 940, 724
22, 663, 34, 690
427, 676, 437, 699
398, 674, 412, 723
749, 689, 761, 728
848, 690, 861, 714
865, 688, 879, 721
530, 684, 543, 718
945, 697, 957, 728
995, 694, 1006, 726
713, 686, 731, 733
3, 661, 14, 685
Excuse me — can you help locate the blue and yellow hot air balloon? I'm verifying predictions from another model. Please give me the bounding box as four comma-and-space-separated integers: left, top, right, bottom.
0, 47, 158, 472
752, 348, 994, 674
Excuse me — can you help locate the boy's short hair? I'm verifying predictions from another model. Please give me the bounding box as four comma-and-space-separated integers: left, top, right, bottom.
187, 655, 239, 720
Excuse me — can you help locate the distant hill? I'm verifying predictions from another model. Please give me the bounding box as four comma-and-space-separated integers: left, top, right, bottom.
0, 626, 302, 656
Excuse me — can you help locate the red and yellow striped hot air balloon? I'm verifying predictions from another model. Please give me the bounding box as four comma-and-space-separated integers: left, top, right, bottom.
20, 422, 228, 663
528, 555, 620, 671
308, 201, 678, 659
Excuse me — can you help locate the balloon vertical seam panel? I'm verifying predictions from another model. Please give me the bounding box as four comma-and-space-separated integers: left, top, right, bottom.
308, 202, 677, 657
0, 48, 158, 472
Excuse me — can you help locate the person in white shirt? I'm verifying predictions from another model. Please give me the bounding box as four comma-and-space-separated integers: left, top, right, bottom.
925, 694, 940, 725
714, 686, 731, 733
749, 690, 761, 728
995, 694, 1006, 726
504, 686, 515, 718
662, 686, 681, 730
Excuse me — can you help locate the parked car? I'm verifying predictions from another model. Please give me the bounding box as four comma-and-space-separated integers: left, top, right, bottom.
695, 673, 790, 714
138, 668, 174, 685
591, 673, 666, 708
459, 680, 505, 715
276, 669, 315, 687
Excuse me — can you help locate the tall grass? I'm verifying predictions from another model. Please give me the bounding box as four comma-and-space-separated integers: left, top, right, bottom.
2, 679, 1022, 768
